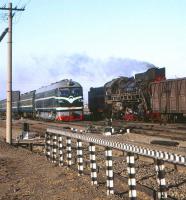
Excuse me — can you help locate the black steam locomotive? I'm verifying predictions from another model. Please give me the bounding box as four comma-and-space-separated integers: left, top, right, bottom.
88, 67, 166, 121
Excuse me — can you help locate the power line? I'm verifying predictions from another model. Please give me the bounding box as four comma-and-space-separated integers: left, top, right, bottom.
13, 0, 32, 25
17, 0, 23, 6
0, 0, 31, 25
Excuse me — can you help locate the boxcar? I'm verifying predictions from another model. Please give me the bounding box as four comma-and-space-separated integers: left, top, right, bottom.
0, 91, 20, 118
12, 91, 20, 114
151, 78, 186, 121
19, 91, 35, 118
0, 99, 6, 118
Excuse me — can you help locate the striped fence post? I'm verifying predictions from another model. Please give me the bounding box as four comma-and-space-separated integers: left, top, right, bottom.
77, 139, 83, 175
49, 133, 53, 161
127, 152, 137, 200
52, 134, 57, 163
45, 132, 50, 160
58, 135, 63, 166
71, 128, 78, 133
89, 142, 97, 185
66, 137, 72, 166
155, 159, 167, 199
44, 132, 47, 156
105, 146, 114, 195
126, 128, 130, 133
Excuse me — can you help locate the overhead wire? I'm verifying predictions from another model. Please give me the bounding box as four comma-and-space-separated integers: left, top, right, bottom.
13, 0, 31, 25
0, 1, 9, 25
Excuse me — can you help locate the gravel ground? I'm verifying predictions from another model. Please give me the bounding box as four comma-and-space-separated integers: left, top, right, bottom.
88, 150, 186, 200
0, 127, 152, 200
0, 140, 127, 200
63, 140, 186, 200
1, 120, 186, 199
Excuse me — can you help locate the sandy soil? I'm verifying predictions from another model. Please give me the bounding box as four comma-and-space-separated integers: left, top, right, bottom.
0, 125, 152, 200
0, 140, 126, 200
1, 120, 186, 199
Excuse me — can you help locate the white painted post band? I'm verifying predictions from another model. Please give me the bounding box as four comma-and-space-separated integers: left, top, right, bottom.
66, 137, 72, 166
89, 142, 97, 185
44, 132, 47, 157
45, 132, 50, 160
52, 134, 57, 163
127, 152, 137, 200
49, 133, 53, 161
77, 139, 83, 175
105, 146, 114, 195
58, 135, 63, 166
155, 159, 167, 199
127, 129, 130, 133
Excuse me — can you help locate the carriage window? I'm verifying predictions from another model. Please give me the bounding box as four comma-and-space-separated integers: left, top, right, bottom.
71, 88, 82, 97
60, 89, 70, 97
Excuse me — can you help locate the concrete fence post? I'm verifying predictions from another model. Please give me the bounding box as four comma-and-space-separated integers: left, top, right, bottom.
49, 133, 53, 161
105, 146, 114, 195
126, 128, 130, 133
45, 132, 50, 160
52, 134, 57, 163
66, 137, 72, 166
89, 142, 97, 185
127, 152, 137, 200
155, 159, 167, 199
58, 135, 63, 166
77, 139, 83, 175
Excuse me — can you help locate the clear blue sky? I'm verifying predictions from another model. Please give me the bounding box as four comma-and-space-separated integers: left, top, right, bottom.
0, 0, 186, 100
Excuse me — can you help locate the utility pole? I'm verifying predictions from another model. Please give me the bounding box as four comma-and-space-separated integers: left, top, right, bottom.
0, 3, 25, 144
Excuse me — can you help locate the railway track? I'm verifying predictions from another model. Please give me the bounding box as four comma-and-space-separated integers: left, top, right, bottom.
42, 119, 186, 144
1, 119, 186, 154
1, 119, 186, 199
45, 128, 186, 200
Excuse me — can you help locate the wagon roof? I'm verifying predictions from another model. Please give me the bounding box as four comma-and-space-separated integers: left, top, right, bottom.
0, 91, 20, 102
150, 77, 186, 85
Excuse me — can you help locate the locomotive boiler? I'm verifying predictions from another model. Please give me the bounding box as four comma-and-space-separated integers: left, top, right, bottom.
88, 67, 166, 121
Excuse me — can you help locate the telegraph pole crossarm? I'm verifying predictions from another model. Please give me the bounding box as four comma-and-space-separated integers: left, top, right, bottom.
0, 6, 25, 11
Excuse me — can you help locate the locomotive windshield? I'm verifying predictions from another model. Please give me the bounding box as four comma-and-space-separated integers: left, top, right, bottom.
71, 88, 82, 97
60, 88, 70, 97
59, 88, 82, 97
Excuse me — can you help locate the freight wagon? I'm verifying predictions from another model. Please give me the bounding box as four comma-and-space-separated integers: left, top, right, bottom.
150, 78, 186, 122
19, 91, 35, 118
0, 91, 20, 118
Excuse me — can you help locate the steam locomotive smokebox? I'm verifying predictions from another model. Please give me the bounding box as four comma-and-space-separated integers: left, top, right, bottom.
22, 123, 29, 132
